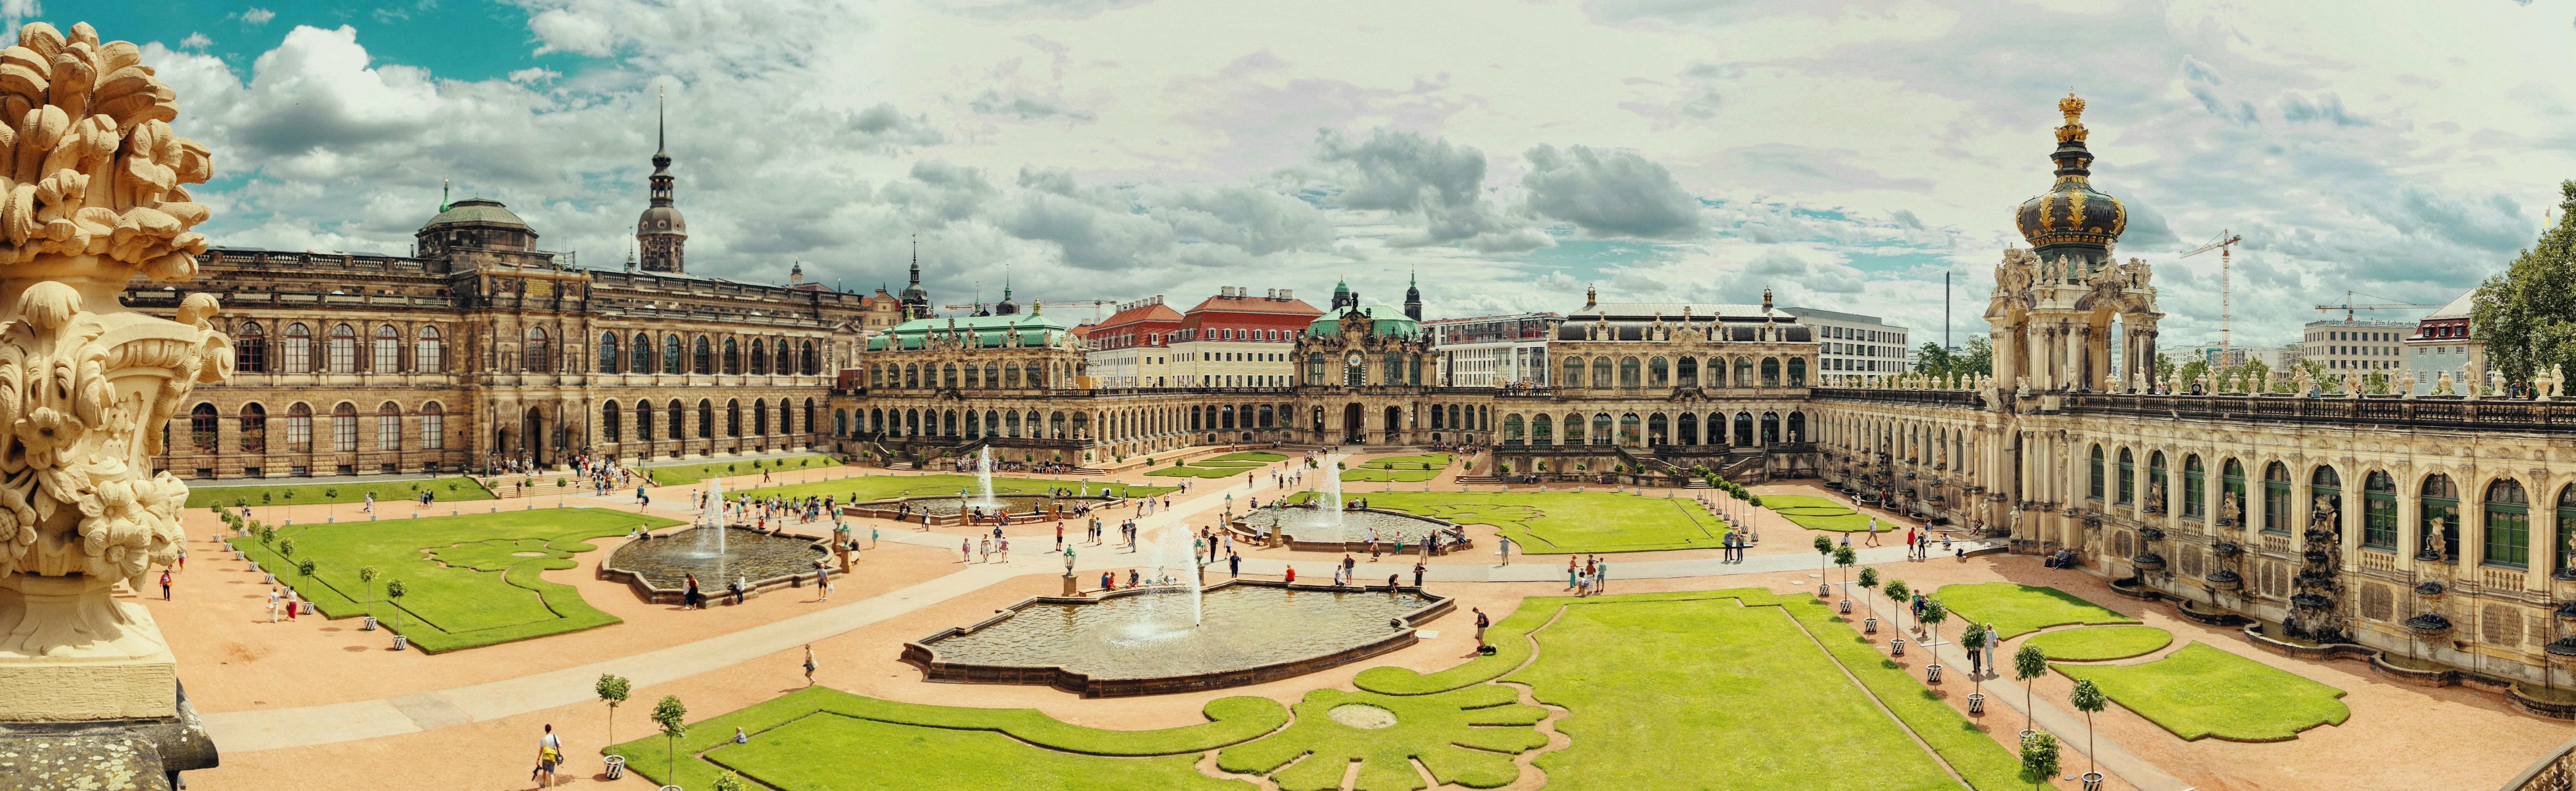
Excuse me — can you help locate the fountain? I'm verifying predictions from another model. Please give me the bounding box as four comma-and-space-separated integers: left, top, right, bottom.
601, 471, 834, 602
960, 446, 1003, 510
701, 474, 728, 579
1232, 457, 1461, 549
1131, 523, 1203, 632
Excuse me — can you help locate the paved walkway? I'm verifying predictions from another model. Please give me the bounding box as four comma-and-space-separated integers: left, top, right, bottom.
196, 455, 2049, 771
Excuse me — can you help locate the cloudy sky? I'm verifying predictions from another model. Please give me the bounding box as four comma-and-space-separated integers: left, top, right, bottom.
68, 0, 2576, 348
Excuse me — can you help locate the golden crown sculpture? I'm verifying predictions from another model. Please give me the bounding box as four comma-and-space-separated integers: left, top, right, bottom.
0, 20, 229, 697
2055, 91, 2088, 144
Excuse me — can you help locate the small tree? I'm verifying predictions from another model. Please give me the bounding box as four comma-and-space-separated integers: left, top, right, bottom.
1920, 597, 1949, 670
652, 694, 689, 782
2069, 678, 2107, 779
258, 525, 276, 550
1832, 544, 1857, 590
1813, 535, 1833, 577
2020, 731, 2062, 791
384, 579, 407, 631
1960, 625, 1989, 697
1883, 579, 1911, 634
2013, 643, 2048, 734
597, 673, 632, 747
713, 771, 748, 791
1857, 567, 1881, 617
296, 557, 316, 583
278, 537, 296, 559
358, 566, 381, 618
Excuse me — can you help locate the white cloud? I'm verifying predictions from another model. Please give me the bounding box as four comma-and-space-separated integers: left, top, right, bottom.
240, 7, 276, 25
507, 67, 561, 85
181, 32, 213, 50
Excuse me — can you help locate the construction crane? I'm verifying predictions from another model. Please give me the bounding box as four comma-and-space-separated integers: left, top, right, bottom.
2182, 230, 2244, 353
2314, 291, 2440, 322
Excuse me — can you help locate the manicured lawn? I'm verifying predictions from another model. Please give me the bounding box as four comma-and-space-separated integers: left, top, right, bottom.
1215, 685, 1545, 791
229, 509, 683, 652
187, 477, 494, 508
612, 686, 1284, 790
1513, 595, 1965, 791
1341, 452, 1454, 482
1292, 491, 1724, 553
1146, 461, 1262, 479
1934, 582, 2138, 640
734, 474, 1174, 503
2024, 626, 2174, 661
645, 454, 843, 486
1760, 494, 1889, 532
1206, 452, 1288, 463
2054, 642, 2350, 741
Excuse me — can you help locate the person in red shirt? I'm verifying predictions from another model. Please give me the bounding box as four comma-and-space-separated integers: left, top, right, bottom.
1284, 566, 1297, 584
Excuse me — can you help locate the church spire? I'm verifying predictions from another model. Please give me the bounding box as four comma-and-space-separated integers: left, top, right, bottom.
635, 84, 687, 273
1403, 266, 1423, 322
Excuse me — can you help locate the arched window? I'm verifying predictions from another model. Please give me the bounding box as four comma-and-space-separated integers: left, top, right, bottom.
983, 363, 1000, 388
1591, 413, 1612, 446
1004, 362, 1022, 388
804, 399, 816, 435
1005, 410, 1022, 438
2311, 466, 2341, 537
2557, 486, 2576, 576
1786, 358, 1806, 387
749, 339, 767, 376
1646, 413, 1667, 445
834, 409, 848, 436
1734, 357, 1754, 388
235, 322, 268, 372
524, 326, 549, 373
1647, 357, 1668, 388
2487, 479, 2529, 568
601, 400, 622, 442
670, 399, 687, 440
286, 403, 313, 452
239, 404, 267, 454
377, 402, 401, 450
1677, 412, 1699, 445
2183, 455, 2206, 520
2363, 471, 2397, 549
942, 363, 958, 388
2262, 462, 2292, 533
1591, 357, 1612, 388
328, 324, 356, 373
725, 400, 741, 437
1619, 356, 1641, 388
723, 337, 741, 374
1618, 413, 1641, 445
632, 332, 652, 373
2221, 459, 2246, 526
1532, 414, 1553, 444
189, 403, 218, 453
1383, 352, 1402, 385
1259, 404, 1275, 428
696, 399, 714, 439
283, 323, 312, 373
598, 332, 619, 373
1563, 356, 1583, 388
373, 325, 400, 373
2088, 445, 2106, 501
636, 400, 655, 441
332, 402, 357, 451
753, 400, 769, 435
1734, 411, 1753, 446
420, 402, 444, 450
415, 326, 444, 372
1760, 411, 1780, 445
665, 335, 685, 374
693, 337, 712, 375
1677, 356, 1698, 387
1761, 357, 1781, 388
2117, 449, 2136, 505
2422, 474, 2460, 563
801, 340, 819, 375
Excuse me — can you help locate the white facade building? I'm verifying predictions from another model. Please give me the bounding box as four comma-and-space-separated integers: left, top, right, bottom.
1781, 306, 1910, 385
1427, 313, 1560, 387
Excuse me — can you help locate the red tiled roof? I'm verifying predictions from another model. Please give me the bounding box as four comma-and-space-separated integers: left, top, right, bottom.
1093, 303, 1184, 330
1182, 296, 1322, 316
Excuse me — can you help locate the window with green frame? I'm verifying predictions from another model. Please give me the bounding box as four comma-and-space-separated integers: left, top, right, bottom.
2146, 451, 2167, 513
2557, 485, 2576, 577
2088, 445, 2105, 501
2421, 474, 2459, 564
2309, 466, 2341, 539
2262, 462, 2291, 534
2116, 448, 2136, 506
2183, 455, 2205, 519
2485, 479, 2529, 569
2363, 471, 2396, 549
2222, 459, 2246, 526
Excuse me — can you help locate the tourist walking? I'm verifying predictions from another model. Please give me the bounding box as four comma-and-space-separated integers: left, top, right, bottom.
1497, 536, 1511, 566
1472, 607, 1489, 650
1413, 561, 1425, 588
159, 568, 171, 600
961, 537, 972, 564
1866, 517, 1880, 546
803, 644, 818, 686
815, 561, 833, 601
1595, 558, 1609, 593
1228, 551, 1241, 578
534, 724, 563, 788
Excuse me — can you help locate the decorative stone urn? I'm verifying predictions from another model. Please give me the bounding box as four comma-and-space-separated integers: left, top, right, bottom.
0, 20, 225, 789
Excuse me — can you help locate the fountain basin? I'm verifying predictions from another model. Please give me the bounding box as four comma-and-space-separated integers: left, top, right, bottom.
600, 526, 832, 603
904, 581, 1451, 698
1230, 505, 1473, 554
844, 494, 1115, 526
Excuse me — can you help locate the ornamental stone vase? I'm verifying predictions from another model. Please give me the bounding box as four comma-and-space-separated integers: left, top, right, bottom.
0, 19, 226, 790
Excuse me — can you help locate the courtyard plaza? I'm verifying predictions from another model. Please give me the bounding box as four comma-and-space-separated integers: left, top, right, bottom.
147, 449, 2569, 791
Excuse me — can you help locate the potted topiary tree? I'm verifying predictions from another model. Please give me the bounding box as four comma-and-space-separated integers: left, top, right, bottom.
2013, 643, 2047, 740
1858, 567, 1882, 634
2019, 730, 2061, 791
358, 566, 381, 630
1883, 579, 1911, 655
1812, 535, 1833, 597
652, 694, 688, 783
295, 558, 317, 613
713, 771, 747, 791
385, 579, 409, 650
1920, 597, 1948, 683
597, 673, 632, 779
2070, 678, 2107, 790
1962, 625, 1990, 714
1832, 544, 1858, 613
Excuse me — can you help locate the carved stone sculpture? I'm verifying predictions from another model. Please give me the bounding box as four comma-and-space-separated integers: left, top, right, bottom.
2399, 368, 2418, 399
2433, 371, 2455, 396
2218, 492, 2241, 526
0, 20, 223, 732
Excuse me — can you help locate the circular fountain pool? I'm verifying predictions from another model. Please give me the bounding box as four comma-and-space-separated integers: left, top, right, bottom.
906, 582, 1449, 697
602, 527, 829, 601
901, 494, 1056, 516
1233, 505, 1463, 551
